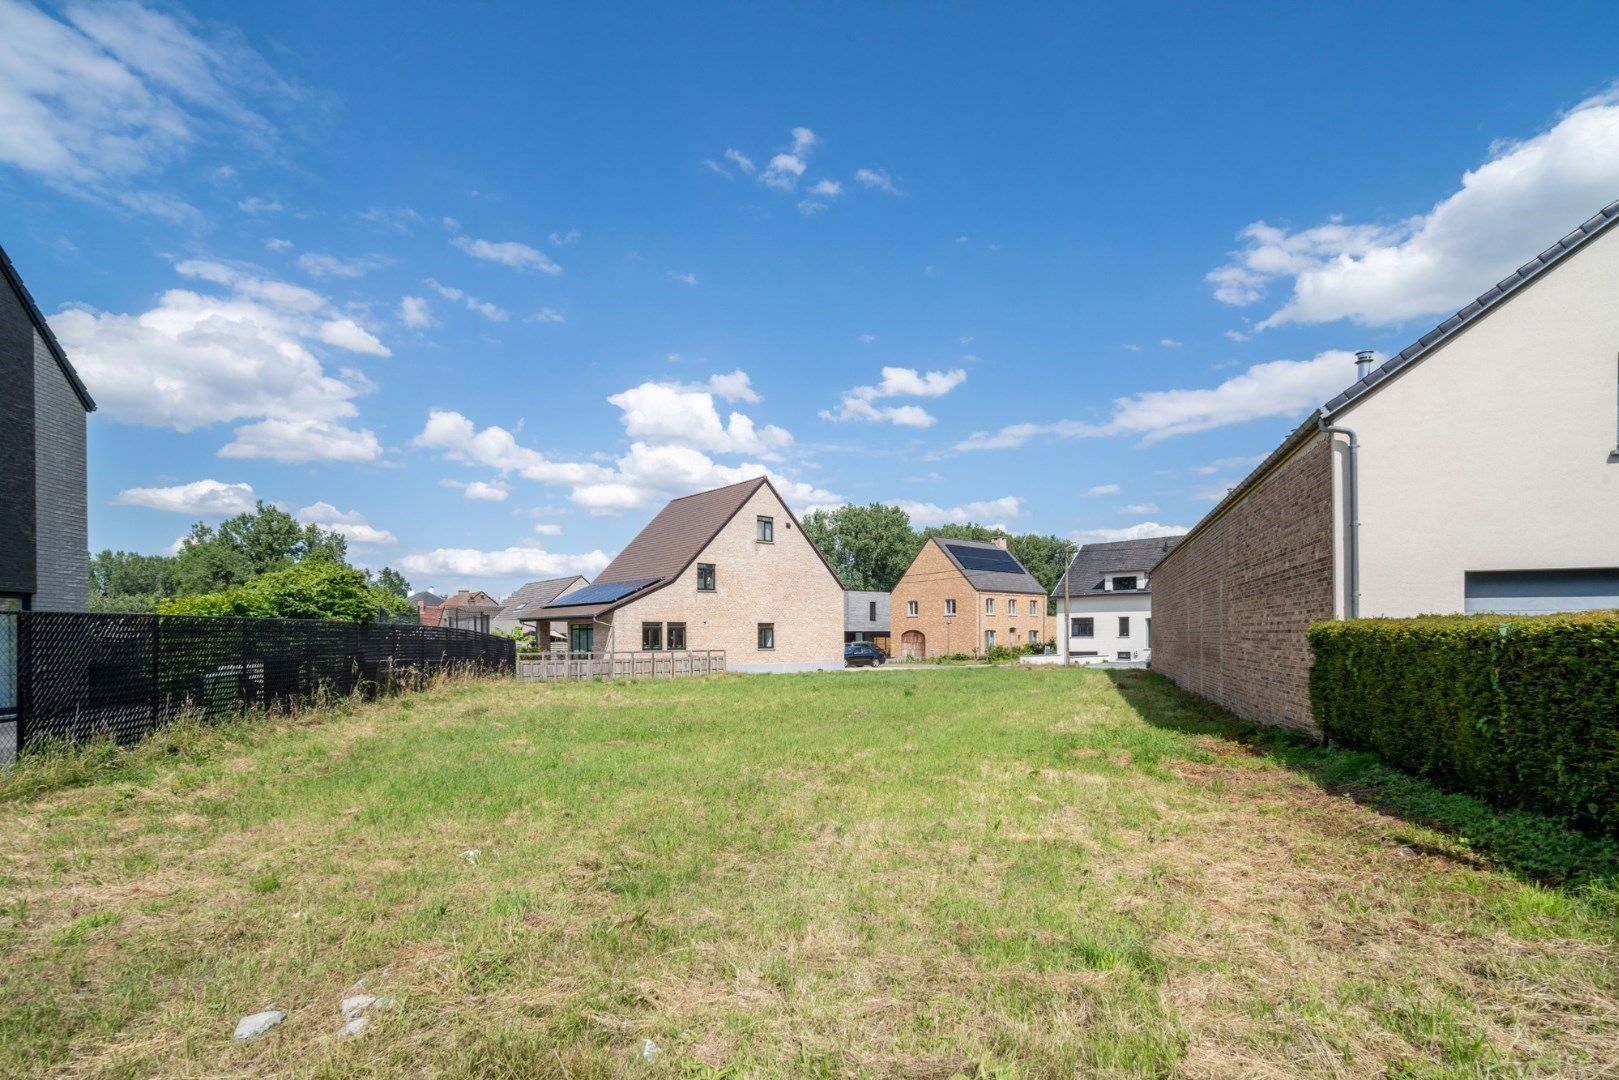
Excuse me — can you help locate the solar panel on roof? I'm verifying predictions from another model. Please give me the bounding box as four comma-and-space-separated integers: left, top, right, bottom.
543, 577, 659, 608
944, 543, 1024, 575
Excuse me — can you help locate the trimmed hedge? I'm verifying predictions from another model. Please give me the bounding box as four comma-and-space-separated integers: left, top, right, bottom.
1309, 610, 1619, 833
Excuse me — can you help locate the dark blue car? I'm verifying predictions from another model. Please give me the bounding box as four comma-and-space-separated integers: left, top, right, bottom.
844, 641, 888, 667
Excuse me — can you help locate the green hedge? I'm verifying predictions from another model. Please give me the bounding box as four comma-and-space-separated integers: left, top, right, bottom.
1309, 611, 1619, 833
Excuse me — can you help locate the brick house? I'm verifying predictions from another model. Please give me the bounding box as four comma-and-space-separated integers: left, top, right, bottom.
492, 576, 588, 637
1152, 199, 1619, 730
1, 244, 95, 615
436, 589, 502, 633
531, 477, 845, 672
889, 537, 1053, 658
1053, 536, 1179, 664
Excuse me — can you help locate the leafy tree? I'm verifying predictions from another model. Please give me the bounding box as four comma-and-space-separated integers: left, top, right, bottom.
372, 566, 411, 598
919, 523, 1002, 543
159, 559, 388, 623
803, 503, 923, 591
174, 522, 254, 594
1006, 533, 1069, 594
173, 502, 348, 594
89, 549, 179, 598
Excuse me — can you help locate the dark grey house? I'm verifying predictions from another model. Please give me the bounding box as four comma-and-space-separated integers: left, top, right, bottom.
843, 589, 890, 648
1, 245, 95, 613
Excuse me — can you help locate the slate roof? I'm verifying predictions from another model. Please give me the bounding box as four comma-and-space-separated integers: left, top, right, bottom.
0, 242, 96, 411
1157, 197, 1619, 575
493, 576, 588, 628
408, 590, 445, 608
539, 477, 837, 620
1053, 536, 1180, 597
931, 537, 1047, 595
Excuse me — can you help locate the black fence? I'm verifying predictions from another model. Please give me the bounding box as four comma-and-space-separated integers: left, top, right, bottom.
3, 611, 515, 753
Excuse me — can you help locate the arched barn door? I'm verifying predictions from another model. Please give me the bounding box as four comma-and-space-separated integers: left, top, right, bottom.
900, 630, 925, 660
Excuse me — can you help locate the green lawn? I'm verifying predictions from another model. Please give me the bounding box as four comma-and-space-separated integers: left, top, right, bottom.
1, 667, 1616, 1077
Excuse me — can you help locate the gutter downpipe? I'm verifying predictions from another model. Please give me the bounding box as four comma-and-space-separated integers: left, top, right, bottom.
591, 613, 614, 679
1317, 414, 1359, 620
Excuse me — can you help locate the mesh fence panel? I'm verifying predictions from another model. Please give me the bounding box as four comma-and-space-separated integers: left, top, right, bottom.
15, 612, 514, 751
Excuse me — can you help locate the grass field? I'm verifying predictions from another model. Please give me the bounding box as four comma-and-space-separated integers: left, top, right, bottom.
1, 667, 1616, 1078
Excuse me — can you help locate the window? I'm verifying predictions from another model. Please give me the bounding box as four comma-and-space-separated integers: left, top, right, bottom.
1117, 651, 1133, 661
984, 630, 996, 650
667, 622, 687, 650
697, 563, 716, 591
1119, 616, 1131, 637
945, 598, 957, 616
869, 600, 878, 622
1112, 575, 1138, 591
985, 597, 995, 615
1071, 617, 1094, 638
756, 515, 774, 542
1029, 599, 1039, 615
1029, 630, 1039, 644
907, 599, 918, 617
641, 622, 663, 651
757, 623, 775, 650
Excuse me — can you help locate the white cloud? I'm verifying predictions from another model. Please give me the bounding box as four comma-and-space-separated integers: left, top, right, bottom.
607, 376, 789, 456
424, 278, 507, 321
1117, 502, 1159, 515
398, 545, 611, 580
723, 148, 755, 173
237, 195, 283, 214
549, 229, 581, 246
1160, 338, 1183, 349
264, 237, 292, 252
53, 259, 385, 459
532, 523, 562, 536
0, 0, 284, 206
667, 270, 698, 286
897, 496, 1022, 528
297, 252, 390, 278
821, 366, 967, 427
399, 295, 433, 328
1224, 329, 1250, 343
439, 478, 511, 503
413, 410, 616, 487
1068, 522, 1188, 544
1209, 91, 1619, 329
809, 179, 841, 197
358, 205, 422, 232
1085, 484, 1121, 496
760, 127, 817, 190
220, 418, 382, 463
451, 234, 561, 275
955, 350, 1360, 450
296, 501, 395, 545
526, 306, 565, 324
854, 167, 899, 195
1121, 344, 1142, 352
113, 479, 256, 516
858, 333, 876, 344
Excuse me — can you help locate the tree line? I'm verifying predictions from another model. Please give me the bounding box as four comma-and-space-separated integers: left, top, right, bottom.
89, 502, 414, 623
801, 503, 1070, 603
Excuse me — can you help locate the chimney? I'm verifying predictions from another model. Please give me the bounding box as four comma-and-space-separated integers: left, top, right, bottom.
1355, 350, 1375, 381
991, 536, 1008, 550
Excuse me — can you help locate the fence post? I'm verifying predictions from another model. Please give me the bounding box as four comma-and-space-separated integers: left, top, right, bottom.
151, 615, 162, 730
14, 611, 28, 753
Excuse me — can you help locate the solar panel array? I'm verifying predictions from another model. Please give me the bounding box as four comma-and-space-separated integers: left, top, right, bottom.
544, 577, 660, 608
944, 542, 1025, 575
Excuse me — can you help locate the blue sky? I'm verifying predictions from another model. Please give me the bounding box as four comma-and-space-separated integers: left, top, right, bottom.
5, 1, 1619, 596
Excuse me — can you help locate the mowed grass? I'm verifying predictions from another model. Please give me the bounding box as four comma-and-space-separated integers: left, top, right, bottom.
1, 668, 1616, 1078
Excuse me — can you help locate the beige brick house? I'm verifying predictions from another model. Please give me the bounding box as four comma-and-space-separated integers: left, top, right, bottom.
532, 477, 845, 671
889, 537, 1053, 658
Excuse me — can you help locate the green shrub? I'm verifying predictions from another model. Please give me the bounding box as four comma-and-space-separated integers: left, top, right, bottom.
1309, 610, 1619, 833
159, 558, 387, 623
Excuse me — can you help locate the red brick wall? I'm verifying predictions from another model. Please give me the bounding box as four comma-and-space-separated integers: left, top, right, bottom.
1151, 434, 1336, 730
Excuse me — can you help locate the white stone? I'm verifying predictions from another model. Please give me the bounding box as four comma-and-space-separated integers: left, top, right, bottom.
338, 1016, 369, 1038
640, 1038, 659, 1061
341, 994, 377, 1020
459, 849, 481, 864
234, 1009, 285, 1040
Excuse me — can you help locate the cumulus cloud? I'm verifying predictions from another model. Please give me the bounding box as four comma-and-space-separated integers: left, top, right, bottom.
821, 366, 967, 427
607, 374, 789, 456
398, 545, 611, 579
956, 350, 1361, 450
1117, 502, 1160, 515
532, 523, 562, 536
53, 259, 385, 460
1208, 91, 1619, 328
723, 148, 755, 173
398, 295, 433, 328
1069, 522, 1188, 544
897, 496, 1022, 528
113, 479, 256, 516
854, 167, 900, 195
450, 234, 561, 275
424, 278, 507, 321
760, 127, 817, 190
440, 478, 511, 502
220, 418, 382, 463
1085, 484, 1121, 496
414, 410, 614, 487
296, 501, 395, 545
666, 270, 698, 286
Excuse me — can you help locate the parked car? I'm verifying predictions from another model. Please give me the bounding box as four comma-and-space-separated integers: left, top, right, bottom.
844, 641, 887, 667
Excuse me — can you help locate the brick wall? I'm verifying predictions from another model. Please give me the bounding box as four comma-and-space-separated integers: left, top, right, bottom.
890, 540, 1052, 657
33, 330, 87, 611
1151, 434, 1336, 730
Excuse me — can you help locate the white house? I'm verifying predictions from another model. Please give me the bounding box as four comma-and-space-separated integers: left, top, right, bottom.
1152, 197, 1619, 730
1053, 537, 1179, 664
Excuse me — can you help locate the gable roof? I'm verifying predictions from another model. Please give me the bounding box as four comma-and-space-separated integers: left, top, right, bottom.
1054, 536, 1180, 597
408, 590, 445, 607
441, 589, 501, 610
930, 537, 1047, 595
0, 243, 96, 412
495, 576, 587, 622
539, 476, 838, 620
1157, 197, 1619, 575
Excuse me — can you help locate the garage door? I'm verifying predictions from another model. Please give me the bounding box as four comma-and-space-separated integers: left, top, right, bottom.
1463, 569, 1619, 614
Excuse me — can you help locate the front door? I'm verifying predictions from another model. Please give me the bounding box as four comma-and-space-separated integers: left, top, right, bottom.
569, 624, 594, 654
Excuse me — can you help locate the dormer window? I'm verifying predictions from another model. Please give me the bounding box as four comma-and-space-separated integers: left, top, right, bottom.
1111, 575, 1139, 591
